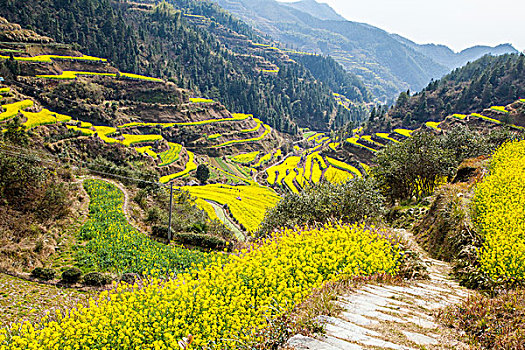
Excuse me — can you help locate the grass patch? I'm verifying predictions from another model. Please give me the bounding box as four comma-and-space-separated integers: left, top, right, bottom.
440, 289, 525, 349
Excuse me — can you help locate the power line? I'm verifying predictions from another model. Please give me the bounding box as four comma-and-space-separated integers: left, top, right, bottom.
0, 145, 164, 186
1, 143, 160, 180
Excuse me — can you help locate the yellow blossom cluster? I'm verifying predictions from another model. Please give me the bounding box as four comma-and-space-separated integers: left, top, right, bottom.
182, 184, 280, 232
0, 222, 400, 349
474, 140, 525, 282
231, 151, 260, 164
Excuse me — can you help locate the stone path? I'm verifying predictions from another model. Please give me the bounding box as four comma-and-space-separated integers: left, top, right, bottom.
286, 230, 473, 350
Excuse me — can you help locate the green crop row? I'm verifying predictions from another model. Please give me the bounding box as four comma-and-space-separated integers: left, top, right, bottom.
78, 179, 213, 276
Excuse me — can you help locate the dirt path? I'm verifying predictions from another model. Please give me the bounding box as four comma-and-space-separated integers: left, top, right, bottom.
286, 229, 474, 350
204, 199, 245, 241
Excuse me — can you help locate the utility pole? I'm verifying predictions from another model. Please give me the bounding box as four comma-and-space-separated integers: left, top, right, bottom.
168, 182, 173, 243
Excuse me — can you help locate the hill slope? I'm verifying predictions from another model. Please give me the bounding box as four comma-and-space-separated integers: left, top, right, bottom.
279, 0, 345, 21
214, 0, 517, 101
0, 0, 367, 133
388, 53, 525, 127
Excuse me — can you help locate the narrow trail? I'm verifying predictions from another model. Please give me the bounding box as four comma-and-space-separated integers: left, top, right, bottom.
286, 229, 474, 350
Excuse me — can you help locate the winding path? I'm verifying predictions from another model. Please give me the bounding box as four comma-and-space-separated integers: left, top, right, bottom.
286, 229, 474, 350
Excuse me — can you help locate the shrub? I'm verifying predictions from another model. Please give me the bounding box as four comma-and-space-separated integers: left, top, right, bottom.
373, 131, 455, 202
30, 267, 56, 281
61, 267, 82, 283
120, 273, 139, 284
195, 164, 210, 183
83, 272, 112, 286
172, 232, 228, 251
257, 177, 384, 236
151, 225, 169, 239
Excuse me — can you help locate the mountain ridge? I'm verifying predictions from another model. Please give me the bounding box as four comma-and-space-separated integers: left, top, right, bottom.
214, 0, 517, 101
278, 0, 345, 21
390, 34, 518, 70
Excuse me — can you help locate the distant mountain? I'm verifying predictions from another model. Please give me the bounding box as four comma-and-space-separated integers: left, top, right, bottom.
390, 34, 518, 70
214, 0, 518, 102
279, 0, 345, 21
214, 0, 449, 101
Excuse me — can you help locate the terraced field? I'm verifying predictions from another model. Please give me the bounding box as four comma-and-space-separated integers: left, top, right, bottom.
213, 124, 272, 148
160, 151, 197, 183
0, 100, 33, 121
22, 109, 72, 128
231, 151, 259, 164
181, 184, 281, 232
118, 113, 251, 128
0, 54, 106, 63
264, 148, 363, 193
158, 143, 183, 166
37, 71, 162, 82
426, 121, 442, 131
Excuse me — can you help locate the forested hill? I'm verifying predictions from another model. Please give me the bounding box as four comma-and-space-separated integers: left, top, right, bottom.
0, 0, 369, 133
388, 53, 525, 127
215, 0, 449, 101
214, 0, 517, 102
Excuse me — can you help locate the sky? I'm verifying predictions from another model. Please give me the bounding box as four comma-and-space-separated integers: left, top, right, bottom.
280, 0, 525, 52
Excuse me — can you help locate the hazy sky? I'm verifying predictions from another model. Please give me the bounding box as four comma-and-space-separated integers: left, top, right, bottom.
281, 0, 525, 52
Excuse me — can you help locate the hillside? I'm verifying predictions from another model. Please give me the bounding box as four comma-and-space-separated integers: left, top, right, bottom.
1, 7, 525, 350
0, 0, 370, 134
279, 0, 345, 21
213, 0, 516, 102
387, 53, 525, 128
0, 16, 380, 246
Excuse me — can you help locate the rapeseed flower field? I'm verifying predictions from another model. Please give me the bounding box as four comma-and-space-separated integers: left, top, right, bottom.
231, 151, 259, 164
182, 184, 280, 232
474, 140, 525, 283
1, 222, 400, 349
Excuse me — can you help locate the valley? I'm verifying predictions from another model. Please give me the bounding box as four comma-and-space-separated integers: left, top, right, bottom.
0, 1, 524, 349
